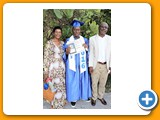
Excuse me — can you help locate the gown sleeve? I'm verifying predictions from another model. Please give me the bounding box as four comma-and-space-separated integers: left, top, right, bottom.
62, 38, 69, 62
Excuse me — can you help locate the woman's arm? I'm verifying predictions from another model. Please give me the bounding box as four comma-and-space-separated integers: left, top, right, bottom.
43, 41, 50, 80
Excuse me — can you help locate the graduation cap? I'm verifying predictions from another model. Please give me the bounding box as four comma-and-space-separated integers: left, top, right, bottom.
71, 20, 84, 27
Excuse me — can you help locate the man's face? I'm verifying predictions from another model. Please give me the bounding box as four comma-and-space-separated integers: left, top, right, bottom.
73, 27, 81, 37
99, 23, 108, 36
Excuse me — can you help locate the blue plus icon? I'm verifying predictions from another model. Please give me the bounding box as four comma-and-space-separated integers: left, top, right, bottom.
138, 90, 158, 110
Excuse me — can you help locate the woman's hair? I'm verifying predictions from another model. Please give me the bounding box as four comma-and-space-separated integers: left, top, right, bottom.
48, 26, 62, 40
52, 26, 62, 33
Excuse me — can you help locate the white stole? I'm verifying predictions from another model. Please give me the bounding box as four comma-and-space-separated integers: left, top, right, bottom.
68, 35, 87, 73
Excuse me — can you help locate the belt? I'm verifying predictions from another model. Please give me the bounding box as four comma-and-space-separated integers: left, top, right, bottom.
98, 62, 106, 65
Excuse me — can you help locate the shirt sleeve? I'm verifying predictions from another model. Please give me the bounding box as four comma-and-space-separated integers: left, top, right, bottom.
89, 37, 94, 67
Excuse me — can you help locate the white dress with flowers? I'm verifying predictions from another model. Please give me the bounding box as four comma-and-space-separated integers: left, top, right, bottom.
43, 40, 66, 109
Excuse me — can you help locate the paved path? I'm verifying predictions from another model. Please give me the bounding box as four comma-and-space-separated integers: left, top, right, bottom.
43, 92, 111, 109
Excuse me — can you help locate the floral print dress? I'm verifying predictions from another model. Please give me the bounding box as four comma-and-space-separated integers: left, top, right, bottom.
43, 40, 66, 109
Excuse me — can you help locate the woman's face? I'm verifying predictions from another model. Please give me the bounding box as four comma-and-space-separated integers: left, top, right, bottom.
53, 29, 62, 39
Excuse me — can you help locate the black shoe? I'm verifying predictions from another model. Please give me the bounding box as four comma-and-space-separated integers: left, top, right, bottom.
71, 102, 76, 107
86, 98, 91, 102
98, 98, 107, 105
91, 99, 96, 106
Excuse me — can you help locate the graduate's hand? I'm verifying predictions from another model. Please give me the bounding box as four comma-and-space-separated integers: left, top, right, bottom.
66, 47, 71, 54
82, 43, 88, 49
89, 67, 94, 74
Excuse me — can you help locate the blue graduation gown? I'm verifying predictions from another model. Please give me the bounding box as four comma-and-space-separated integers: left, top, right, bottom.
63, 37, 92, 102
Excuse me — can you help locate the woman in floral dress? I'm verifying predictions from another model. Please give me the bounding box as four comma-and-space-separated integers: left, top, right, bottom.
43, 26, 66, 109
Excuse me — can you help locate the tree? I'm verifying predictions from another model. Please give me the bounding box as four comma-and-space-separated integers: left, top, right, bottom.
43, 9, 111, 45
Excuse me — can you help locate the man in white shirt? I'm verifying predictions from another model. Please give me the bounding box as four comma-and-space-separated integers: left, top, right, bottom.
89, 22, 111, 106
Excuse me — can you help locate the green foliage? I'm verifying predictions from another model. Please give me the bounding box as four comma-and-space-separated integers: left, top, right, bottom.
63, 9, 74, 18
54, 9, 63, 19
43, 9, 111, 46
106, 74, 111, 93
54, 9, 74, 19
89, 21, 99, 36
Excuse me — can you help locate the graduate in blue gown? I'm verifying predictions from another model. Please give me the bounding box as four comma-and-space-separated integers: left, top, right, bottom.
63, 20, 92, 107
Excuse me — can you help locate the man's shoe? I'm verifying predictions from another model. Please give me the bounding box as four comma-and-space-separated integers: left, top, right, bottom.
71, 102, 76, 107
98, 98, 107, 105
91, 99, 96, 106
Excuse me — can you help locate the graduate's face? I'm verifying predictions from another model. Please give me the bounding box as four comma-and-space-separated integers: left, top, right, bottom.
73, 27, 81, 37
53, 29, 62, 39
99, 23, 108, 36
